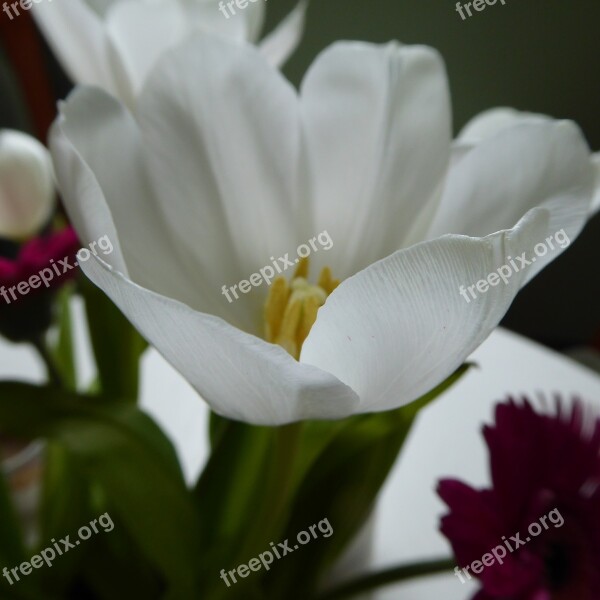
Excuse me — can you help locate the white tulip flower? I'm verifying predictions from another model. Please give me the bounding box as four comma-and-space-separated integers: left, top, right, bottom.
0, 130, 55, 241
50, 37, 600, 425
33, 0, 307, 107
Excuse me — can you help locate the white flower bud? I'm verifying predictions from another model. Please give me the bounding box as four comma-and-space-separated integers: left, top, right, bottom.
0, 129, 55, 240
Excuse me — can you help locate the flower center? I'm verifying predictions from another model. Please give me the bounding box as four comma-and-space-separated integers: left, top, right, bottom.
264, 258, 339, 359
542, 523, 589, 600
545, 542, 572, 592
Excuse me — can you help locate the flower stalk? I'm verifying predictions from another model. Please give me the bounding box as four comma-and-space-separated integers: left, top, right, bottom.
317, 557, 456, 600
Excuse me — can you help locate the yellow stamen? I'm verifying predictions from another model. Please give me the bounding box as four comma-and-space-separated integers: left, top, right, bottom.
317, 266, 341, 295
294, 256, 310, 279
264, 259, 338, 359
264, 277, 291, 343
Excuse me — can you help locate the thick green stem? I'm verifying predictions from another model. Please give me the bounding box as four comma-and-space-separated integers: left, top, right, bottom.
239, 422, 304, 561
317, 557, 456, 600
268, 422, 304, 521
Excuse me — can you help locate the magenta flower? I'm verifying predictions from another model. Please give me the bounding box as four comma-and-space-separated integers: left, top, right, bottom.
0, 227, 80, 341
438, 398, 600, 600
0, 227, 80, 299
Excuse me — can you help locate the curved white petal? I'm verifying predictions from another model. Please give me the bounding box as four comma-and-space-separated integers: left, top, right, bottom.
458, 107, 549, 144
232, 0, 266, 42
81, 255, 360, 425
177, 0, 250, 41
84, 0, 122, 18
137, 35, 305, 321
259, 0, 308, 67
32, 0, 116, 93
301, 42, 452, 277
50, 115, 128, 276
0, 130, 55, 240
301, 208, 554, 413
104, 1, 188, 106
104, 0, 259, 105
34, 0, 293, 107
426, 120, 595, 280
51, 86, 260, 330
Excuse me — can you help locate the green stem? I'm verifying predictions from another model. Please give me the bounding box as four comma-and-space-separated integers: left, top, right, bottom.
237, 422, 304, 562
317, 557, 456, 600
268, 422, 304, 520
32, 336, 63, 388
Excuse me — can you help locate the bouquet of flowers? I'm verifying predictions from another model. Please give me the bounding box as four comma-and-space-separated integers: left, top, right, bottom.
0, 1, 598, 598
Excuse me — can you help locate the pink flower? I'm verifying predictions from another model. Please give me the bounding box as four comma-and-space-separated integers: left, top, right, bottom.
0, 227, 80, 298
0, 227, 80, 341
438, 398, 600, 600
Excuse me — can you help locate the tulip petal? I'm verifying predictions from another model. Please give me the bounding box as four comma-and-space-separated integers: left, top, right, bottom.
427, 120, 595, 280
50, 115, 128, 276
301, 208, 560, 412
80, 255, 360, 425
137, 35, 304, 319
458, 107, 548, 144
32, 0, 116, 93
177, 0, 254, 42
104, 1, 189, 105
105, 0, 256, 104
85, 0, 121, 17
51, 87, 258, 330
233, 0, 266, 42
301, 42, 452, 277
33, 0, 297, 106
259, 1, 308, 67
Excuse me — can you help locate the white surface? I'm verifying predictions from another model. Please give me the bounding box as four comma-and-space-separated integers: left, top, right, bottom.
3, 326, 600, 598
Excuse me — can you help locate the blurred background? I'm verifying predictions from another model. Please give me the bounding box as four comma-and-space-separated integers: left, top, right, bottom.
1, 0, 599, 351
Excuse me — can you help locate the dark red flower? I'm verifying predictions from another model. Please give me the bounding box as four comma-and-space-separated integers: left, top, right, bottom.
0, 227, 80, 341
0, 227, 80, 299
438, 398, 600, 600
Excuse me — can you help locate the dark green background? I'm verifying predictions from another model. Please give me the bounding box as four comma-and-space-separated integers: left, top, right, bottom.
1, 0, 598, 347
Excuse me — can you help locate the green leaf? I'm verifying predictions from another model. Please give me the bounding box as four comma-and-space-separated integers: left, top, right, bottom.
196, 418, 313, 599
79, 512, 165, 600
0, 383, 201, 596
79, 278, 147, 401
37, 442, 94, 593
317, 557, 455, 600
194, 421, 275, 562
40, 445, 165, 599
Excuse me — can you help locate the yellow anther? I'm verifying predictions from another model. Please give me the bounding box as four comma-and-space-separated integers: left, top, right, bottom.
294, 256, 309, 279
264, 259, 339, 359
317, 266, 341, 295
296, 294, 322, 350
264, 277, 290, 343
